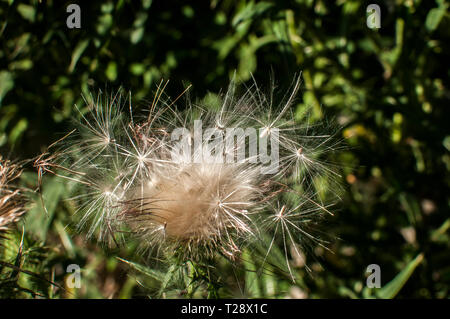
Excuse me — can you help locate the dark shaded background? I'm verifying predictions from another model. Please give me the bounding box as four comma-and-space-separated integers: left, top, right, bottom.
0, 0, 449, 298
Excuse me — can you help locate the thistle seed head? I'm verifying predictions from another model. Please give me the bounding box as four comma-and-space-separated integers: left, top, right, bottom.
39, 76, 341, 272
0, 157, 26, 236
120, 162, 263, 259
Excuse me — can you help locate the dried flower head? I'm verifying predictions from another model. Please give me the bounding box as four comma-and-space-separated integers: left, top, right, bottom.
39, 76, 341, 278
0, 157, 26, 237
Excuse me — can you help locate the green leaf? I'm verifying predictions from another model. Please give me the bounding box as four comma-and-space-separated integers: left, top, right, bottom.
117, 257, 166, 282
242, 249, 261, 297
9, 59, 33, 71
425, 6, 447, 32
23, 175, 66, 241
377, 253, 424, 299
105, 62, 117, 81
0, 71, 14, 105
68, 40, 90, 73
130, 27, 144, 44
9, 118, 27, 145
158, 264, 177, 297
232, 1, 274, 27
96, 14, 113, 35
129, 63, 145, 75
141, 0, 152, 9
17, 4, 35, 23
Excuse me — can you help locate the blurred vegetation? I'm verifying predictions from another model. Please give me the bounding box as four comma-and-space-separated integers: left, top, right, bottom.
0, 0, 449, 298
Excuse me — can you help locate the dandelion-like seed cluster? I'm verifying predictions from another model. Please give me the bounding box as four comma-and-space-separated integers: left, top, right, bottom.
39, 77, 341, 278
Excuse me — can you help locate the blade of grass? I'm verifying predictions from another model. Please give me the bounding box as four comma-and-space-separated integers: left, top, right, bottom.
376, 253, 424, 299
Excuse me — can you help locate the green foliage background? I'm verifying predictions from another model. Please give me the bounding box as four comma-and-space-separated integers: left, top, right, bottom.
0, 0, 449, 298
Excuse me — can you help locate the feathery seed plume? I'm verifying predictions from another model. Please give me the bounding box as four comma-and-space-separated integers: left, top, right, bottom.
38, 76, 341, 279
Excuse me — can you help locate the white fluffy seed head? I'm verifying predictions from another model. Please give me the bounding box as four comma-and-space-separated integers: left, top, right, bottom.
120, 162, 263, 259
40, 76, 341, 268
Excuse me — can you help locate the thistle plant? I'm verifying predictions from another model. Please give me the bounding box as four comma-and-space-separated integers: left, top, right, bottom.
0, 157, 26, 239
38, 76, 341, 288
